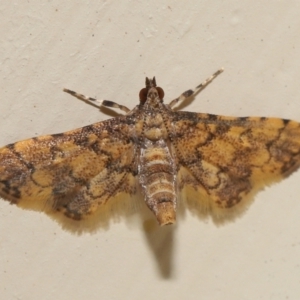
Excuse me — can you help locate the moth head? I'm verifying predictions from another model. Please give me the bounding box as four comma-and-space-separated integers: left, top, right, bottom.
139, 77, 165, 105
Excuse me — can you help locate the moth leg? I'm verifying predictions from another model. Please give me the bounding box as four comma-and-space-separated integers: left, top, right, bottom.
63, 88, 130, 113
168, 68, 224, 108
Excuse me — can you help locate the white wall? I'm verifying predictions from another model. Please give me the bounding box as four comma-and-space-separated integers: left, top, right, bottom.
1, 1, 300, 299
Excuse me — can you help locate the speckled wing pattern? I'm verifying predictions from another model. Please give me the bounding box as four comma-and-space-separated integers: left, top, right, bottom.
1, 69, 300, 227
0, 117, 137, 221
172, 112, 300, 219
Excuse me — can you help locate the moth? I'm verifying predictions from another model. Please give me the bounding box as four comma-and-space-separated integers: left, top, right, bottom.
1, 69, 300, 227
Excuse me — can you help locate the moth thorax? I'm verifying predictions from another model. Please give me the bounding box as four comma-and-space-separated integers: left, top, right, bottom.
143, 113, 165, 141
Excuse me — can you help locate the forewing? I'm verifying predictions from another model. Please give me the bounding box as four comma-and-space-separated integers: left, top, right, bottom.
172, 112, 300, 219
0, 117, 138, 223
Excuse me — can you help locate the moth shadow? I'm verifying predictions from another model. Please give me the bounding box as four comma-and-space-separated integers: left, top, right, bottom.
171, 81, 213, 112
142, 216, 177, 279
172, 95, 196, 112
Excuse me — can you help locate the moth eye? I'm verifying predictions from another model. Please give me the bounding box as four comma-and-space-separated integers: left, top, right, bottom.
139, 88, 148, 104
156, 87, 164, 100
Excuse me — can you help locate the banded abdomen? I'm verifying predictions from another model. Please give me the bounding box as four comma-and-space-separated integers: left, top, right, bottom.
139, 139, 176, 225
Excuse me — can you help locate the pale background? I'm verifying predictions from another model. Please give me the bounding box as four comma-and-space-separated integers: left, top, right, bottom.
1, 1, 300, 300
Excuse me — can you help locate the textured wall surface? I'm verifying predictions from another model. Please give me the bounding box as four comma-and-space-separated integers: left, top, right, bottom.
1, 2, 300, 299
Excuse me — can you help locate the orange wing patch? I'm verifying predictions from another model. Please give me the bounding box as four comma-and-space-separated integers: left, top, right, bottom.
173, 114, 300, 221
0, 119, 139, 229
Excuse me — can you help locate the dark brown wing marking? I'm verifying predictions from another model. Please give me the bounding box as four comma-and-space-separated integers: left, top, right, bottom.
0, 117, 138, 223
171, 112, 300, 219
